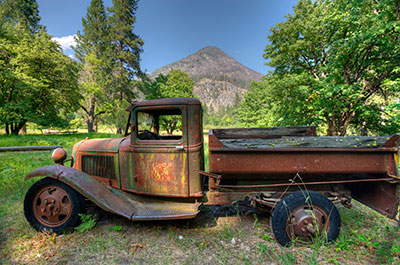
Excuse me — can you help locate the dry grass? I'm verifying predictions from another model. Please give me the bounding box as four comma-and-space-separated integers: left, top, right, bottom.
2, 201, 399, 265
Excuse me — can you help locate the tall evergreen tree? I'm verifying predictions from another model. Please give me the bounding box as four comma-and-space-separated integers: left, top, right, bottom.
74, 0, 110, 63
0, 0, 41, 32
74, 0, 111, 132
108, 0, 144, 100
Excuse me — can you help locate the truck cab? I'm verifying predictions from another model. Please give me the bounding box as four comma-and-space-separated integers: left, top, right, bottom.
72, 97, 204, 198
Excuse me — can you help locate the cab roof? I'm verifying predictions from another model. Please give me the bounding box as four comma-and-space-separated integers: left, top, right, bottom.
126, 97, 201, 111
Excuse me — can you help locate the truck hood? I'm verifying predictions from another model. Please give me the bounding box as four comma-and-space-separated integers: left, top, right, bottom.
74, 137, 128, 153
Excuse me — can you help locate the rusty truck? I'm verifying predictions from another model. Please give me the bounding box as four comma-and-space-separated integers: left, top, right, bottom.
24, 98, 400, 246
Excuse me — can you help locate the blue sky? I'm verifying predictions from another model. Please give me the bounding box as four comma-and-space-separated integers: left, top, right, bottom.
37, 0, 297, 75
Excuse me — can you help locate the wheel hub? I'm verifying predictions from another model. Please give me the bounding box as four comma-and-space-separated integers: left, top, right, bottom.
33, 185, 72, 227
286, 205, 330, 239
41, 198, 61, 217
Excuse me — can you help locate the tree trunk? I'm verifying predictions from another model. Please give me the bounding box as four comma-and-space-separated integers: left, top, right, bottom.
171, 116, 178, 135
5, 123, 10, 135
326, 111, 354, 136
326, 118, 339, 136
10, 121, 26, 135
361, 120, 368, 136
21, 124, 27, 135
87, 118, 94, 133
86, 96, 96, 133
326, 120, 347, 136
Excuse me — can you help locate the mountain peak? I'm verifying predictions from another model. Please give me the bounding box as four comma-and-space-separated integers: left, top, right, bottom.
195, 46, 226, 55
150, 47, 263, 112
151, 46, 261, 81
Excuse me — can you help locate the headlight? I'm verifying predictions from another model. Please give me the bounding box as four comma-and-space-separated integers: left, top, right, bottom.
52, 148, 67, 164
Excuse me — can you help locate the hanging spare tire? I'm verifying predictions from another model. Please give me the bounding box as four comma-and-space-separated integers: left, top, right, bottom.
271, 190, 341, 246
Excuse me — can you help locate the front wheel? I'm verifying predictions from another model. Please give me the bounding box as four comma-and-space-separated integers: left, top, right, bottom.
271, 190, 341, 246
24, 177, 84, 233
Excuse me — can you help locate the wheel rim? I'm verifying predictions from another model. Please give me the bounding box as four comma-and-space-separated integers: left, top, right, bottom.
32, 185, 73, 227
286, 205, 330, 241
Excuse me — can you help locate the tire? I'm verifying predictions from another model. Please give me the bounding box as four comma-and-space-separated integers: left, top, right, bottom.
271, 190, 340, 246
24, 177, 84, 234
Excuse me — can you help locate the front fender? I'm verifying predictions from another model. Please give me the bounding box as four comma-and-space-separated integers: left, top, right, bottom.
26, 165, 133, 219
26, 165, 200, 220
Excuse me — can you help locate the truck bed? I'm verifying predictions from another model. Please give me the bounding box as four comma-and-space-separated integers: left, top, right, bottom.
207, 127, 400, 220
220, 136, 390, 149
208, 127, 400, 176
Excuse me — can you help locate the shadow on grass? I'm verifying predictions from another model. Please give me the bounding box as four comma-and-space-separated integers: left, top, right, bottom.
92, 207, 219, 231
89, 203, 270, 233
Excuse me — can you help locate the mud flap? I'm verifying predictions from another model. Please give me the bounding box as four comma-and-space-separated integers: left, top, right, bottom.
347, 180, 400, 221
26, 165, 200, 220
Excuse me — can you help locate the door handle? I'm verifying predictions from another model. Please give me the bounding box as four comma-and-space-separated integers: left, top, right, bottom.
175, 145, 184, 150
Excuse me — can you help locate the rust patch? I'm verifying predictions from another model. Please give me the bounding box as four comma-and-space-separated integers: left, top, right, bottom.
151, 161, 174, 182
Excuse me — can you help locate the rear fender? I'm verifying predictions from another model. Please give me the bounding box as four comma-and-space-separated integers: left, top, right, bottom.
348, 180, 400, 221
25, 165, 133, 219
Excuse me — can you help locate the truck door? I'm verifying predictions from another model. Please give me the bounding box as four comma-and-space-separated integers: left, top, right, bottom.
131, 105, 190, 197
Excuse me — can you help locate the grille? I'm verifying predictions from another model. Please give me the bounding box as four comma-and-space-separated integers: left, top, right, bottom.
81, 155, 116, 179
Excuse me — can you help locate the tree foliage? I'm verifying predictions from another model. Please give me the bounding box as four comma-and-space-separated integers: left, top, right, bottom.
237, 0, 400, 135
204, 93, 241, 128
74, 0, 110, 63
74, 0, 111, 132
144, 69, 195, 99
235, 78, 278, 127
0, 0, 41, 32
77, 51, 111, 132
0, 24, 80, 135
159, 69, 195, 99
74, 0, 144, 133
108, 0, 144, 100
142, 69, 195, 134
100, 98, 130, 134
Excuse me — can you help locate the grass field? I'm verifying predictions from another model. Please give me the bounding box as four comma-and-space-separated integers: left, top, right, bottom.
1, 133, 400, 264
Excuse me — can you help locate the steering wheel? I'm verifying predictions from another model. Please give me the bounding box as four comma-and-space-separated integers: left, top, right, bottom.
138, 130, 159, 140
147, 130, 159, 140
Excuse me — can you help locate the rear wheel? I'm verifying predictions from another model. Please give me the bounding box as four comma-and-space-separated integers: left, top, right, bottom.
271, 190, 340, 246
24, 177, 84, 233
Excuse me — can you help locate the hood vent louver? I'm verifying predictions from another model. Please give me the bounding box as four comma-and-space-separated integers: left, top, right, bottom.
81, 155, 116, 179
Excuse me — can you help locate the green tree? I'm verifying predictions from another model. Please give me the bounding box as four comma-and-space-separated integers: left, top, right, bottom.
159, 69, 195, 98
100, 98, 130, 134
108, 0, 144, 100
77, 51, 110, 132
0, 0, 41, 32
97, 0, 145, 134
144, 70, 195, 99
236, 72, 316, 128
238, 0, 400, 135
143, 74, 168, 99
235, 79, 276, 127
143, 69, 195, 134
0, 24, 80, 135
74, 0, 109, 62
74, 0, 111, 132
